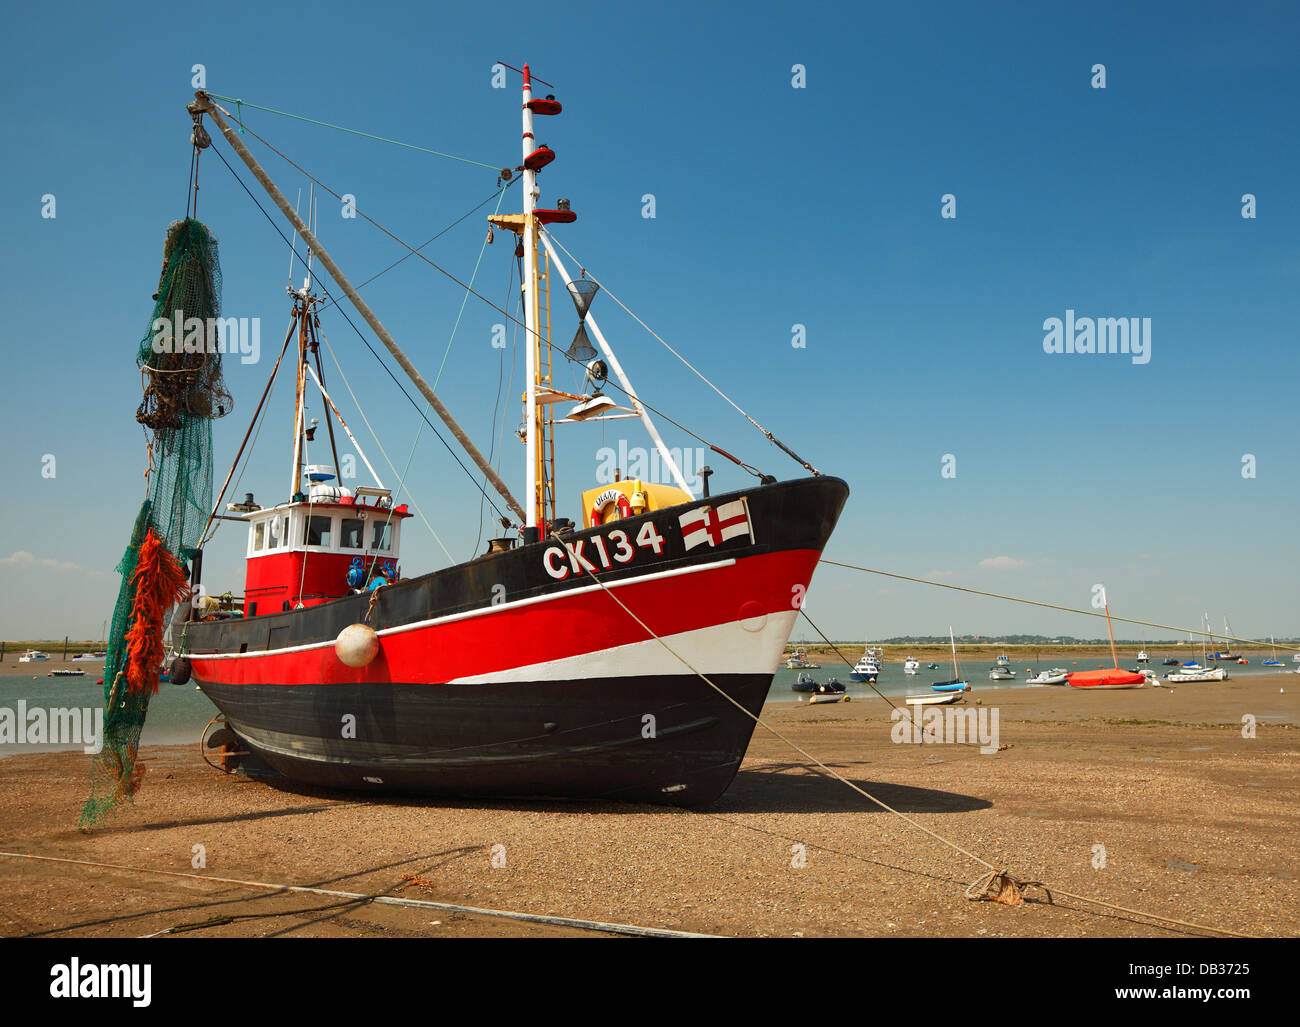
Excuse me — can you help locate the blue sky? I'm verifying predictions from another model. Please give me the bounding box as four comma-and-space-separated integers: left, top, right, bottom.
1, 0, 1296, 643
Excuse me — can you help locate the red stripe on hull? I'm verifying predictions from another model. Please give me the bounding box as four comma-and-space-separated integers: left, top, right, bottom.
192, 547, 820, 687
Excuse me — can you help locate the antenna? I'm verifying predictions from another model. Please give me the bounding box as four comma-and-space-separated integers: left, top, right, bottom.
304, 185, 315, 292
287, 187, 302, 288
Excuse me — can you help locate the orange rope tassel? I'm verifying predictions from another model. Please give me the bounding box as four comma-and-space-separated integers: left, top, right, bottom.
122, 527, 191, 696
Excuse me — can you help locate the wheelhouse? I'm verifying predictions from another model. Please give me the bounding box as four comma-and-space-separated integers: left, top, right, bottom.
240, 485, 411, 615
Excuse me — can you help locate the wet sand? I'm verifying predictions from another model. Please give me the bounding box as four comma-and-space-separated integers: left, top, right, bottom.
0, 674, 1295, 938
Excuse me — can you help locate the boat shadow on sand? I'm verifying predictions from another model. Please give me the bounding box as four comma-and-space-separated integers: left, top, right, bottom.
716, 763, 992, 815
223, 760, 992, 818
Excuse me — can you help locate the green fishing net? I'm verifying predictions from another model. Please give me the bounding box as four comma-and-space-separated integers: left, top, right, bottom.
81, 218, 228, 827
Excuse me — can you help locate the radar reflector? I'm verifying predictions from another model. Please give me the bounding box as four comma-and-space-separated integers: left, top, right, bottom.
564, 279, 600, 363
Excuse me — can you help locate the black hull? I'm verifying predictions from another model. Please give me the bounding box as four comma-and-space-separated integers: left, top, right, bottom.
205, 673, 770, 807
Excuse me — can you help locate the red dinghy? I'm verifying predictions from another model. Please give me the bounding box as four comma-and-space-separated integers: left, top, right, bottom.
1068, 595, 1145, 688
1067, 668, 1146, 689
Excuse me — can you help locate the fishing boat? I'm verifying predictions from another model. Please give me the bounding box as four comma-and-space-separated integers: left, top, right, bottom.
161, 75, 851, 809
1026, 668, 1068, 686
1166, 666, 1228, 683
850, 646, 881, 683
1263, 637, 1284, 667
49, 669, 87, 677
1066, 597, 1146, 689
784, 648, 819, 670
903, 656, 920, 675
1135, 649, 1149, 664
18, 650, 49, 663
988, 665, 1015, 681
995, 653, 1010, 667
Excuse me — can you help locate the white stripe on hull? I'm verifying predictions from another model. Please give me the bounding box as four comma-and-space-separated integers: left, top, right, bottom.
449, 610, 800, 684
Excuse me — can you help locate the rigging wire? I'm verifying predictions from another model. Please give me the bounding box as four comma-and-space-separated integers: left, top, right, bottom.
204, 92, 500, 169
541, 227, 821, 477
208, 111, 775, 485
362, 184, 510, 588
821, 560, 1300, 653
207, 141, 512, 530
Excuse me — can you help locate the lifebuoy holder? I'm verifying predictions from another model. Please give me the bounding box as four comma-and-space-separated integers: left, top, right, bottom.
590, 488, 632, 525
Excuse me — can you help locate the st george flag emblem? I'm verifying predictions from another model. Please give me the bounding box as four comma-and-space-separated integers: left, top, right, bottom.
678, 499, 754, 551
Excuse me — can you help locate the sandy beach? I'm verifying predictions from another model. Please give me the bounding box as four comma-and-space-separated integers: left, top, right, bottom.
0, 672, 1294, 938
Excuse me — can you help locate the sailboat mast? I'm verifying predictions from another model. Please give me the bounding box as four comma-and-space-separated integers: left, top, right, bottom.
949, 626, 959, 679
520, 65, 544, 538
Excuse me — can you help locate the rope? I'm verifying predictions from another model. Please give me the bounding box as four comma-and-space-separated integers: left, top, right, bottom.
821, 559, 1300, 653
557, 531, 1252, 938
0, 851, 716, 939
319, 333, 454, 563
209, 139, 505, 540
210, 117, 777, 491
363, 184, 509, 590
542, 228, 821, 477
204, 92, 499, 169
798, 608, 898, 709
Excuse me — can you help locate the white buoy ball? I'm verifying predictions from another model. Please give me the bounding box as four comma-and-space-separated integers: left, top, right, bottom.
335, 623, 379, 667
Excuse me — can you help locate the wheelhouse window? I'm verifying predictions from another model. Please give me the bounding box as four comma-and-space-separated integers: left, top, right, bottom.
304, 515, 333, 548
371, 521, 392, 551
266, 517, 282, 550
253, 522, 265, 551
340, 518, 364, 549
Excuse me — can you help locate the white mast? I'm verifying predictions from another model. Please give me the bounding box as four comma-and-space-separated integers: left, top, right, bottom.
521, 65, 541, 536
539, 234, 694, 497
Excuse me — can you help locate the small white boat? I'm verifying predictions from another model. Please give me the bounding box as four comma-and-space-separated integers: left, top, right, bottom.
785, 648, 819, 670
905, 691, 964, 706
18, 650, 49, 663
808, 691, 848, 705
1166, 666, 1228, 683
988, 666, 1016, 681
1136, 650, 1149, 664
903, 656, 920, 675
49, 669, 87, 677
995, 653, 1010, 667
72, 652, 105, 662
1026, 668, 1068, 685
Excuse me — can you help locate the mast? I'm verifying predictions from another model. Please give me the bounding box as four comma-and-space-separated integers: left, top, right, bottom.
949, 626, 959, 679
521, 65, 543, 539
194, 92, 528, 526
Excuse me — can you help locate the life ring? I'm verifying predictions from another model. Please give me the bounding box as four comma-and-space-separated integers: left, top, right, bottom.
590, 488, 632, 525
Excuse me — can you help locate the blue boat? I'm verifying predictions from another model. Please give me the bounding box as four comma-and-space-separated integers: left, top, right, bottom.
932, 680, 968, 693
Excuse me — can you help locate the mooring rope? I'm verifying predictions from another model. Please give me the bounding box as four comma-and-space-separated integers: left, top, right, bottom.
563, 535, 1253, 938
822, 559, 1299, 653
0, 851, 715, 939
